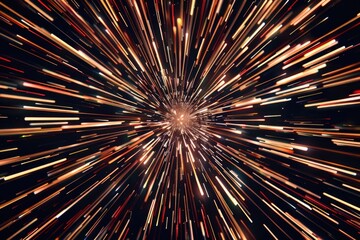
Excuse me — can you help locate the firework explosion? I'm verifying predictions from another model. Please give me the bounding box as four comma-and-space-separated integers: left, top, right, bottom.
0, 0, 359, 239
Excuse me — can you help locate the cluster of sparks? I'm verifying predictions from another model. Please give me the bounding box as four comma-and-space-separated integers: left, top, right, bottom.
0, 0, 359, 239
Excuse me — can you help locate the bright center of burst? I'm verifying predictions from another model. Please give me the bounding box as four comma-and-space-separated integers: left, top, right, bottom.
167, 103, 196, 134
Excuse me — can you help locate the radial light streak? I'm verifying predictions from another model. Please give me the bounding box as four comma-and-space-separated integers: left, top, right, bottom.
0, 0, 359, 239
